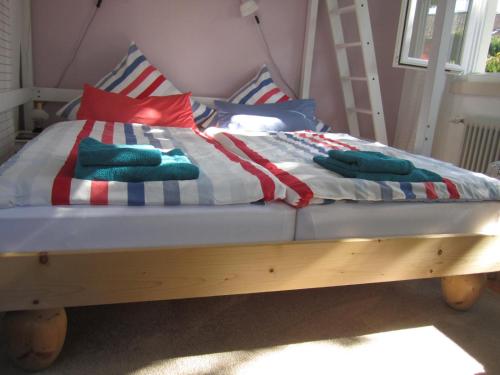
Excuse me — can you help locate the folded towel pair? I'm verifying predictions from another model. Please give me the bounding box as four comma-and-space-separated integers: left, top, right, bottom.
328, 150, 414, 175
75, 138, 199, 182
313, 151, 443, 183
78, 137, 162, 166
76, 148, 199, 182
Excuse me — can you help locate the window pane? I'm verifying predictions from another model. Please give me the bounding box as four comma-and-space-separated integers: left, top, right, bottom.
407, 0, 437, 61
399, 0, 471, 69
485, 3, 500, 73
448, 0, 470, 65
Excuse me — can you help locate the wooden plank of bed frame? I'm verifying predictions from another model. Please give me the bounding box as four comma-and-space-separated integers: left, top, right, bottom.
0, 234, 499, 311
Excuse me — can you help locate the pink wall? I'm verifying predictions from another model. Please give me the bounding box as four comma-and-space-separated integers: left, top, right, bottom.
31, 0, 404, 144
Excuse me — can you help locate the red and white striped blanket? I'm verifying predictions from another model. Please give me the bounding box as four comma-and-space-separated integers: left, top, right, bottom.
2, 123, 499, 209
0, 121, 286, 208
208, 129, 500, 207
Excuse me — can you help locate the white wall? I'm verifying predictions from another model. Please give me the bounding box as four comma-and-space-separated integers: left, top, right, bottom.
393, 70, 426, 151
0, 0, 25, 163
395, 68, 500, 167
432, 79, 500, 165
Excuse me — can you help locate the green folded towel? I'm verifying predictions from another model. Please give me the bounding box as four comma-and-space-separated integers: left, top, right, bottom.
328, 150, 414, 175
78, 137, 162, 166
313, 155, 443, 182
75, 148, 199, 182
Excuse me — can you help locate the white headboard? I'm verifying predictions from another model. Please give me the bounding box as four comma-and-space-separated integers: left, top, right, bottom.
33, 87, 222, 107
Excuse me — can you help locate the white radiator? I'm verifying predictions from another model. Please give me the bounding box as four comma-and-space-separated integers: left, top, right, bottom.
459, 118, 500, 173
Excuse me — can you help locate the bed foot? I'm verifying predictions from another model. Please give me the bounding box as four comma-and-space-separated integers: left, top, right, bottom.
441, 274, 486, 311
2, 308, 67, 371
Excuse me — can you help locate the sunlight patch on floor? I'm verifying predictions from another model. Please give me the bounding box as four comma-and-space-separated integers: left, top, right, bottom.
130, 326, 484, 375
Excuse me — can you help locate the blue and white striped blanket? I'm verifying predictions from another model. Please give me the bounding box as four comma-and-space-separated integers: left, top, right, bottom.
2, 123, 499, 208
208, 129, 500, 207
0, 121, 286, 208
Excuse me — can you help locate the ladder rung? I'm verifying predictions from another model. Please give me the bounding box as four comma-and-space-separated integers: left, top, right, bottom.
331, 5, 356, 15
335, 42, 362, 49
348, 108, 372, 115
341, 76, 368, 82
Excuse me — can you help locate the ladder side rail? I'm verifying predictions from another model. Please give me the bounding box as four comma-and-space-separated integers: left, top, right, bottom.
300, 0, 319, 99
326, 0, 360, 137
413, 0, 456, 155
354, 0, 388, 144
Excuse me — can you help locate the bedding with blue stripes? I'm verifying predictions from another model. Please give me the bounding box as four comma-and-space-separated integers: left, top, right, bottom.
0, 121, 286, 208
57, 42, 214, 126
207, 128, 500, 207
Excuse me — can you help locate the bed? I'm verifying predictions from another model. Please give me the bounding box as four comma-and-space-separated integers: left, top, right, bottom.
0, 0, 495, 364
1, 117, 499, 371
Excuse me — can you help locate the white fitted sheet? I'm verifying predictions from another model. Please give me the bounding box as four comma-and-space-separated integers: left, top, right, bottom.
295, 201, 500, 240
0, 203, 296, 253
2, 201, 498, 253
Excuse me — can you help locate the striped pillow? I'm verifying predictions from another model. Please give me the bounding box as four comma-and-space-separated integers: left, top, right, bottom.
57, 42, 214, 126
229, 65, 291, 104
202, 65, 330, 132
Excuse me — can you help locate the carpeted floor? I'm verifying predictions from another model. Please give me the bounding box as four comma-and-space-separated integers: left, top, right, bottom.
1, 279, 499, 374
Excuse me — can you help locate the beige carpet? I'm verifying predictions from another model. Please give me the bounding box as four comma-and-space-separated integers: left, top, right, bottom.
1, 279, 499, 374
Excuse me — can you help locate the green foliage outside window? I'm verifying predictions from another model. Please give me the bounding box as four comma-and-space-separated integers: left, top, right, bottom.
486, 52, 500, 73
489, 35, 500, 56
486, 36, 500, 73
449, 31, 464, 65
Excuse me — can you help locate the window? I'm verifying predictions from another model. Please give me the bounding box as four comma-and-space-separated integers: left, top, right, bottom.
395, 0, 499, 74
485, 1, 500, 72
0, 0, 12, 93
0, 0, 15, 163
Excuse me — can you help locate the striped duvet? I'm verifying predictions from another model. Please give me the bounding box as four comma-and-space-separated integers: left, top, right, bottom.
0, 121, 286, 208
2, 124, 499, 209
208, 129, 500, 207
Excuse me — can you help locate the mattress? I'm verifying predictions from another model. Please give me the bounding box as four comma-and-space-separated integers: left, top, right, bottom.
295, 201, 500, 240
0, 203, 296, 252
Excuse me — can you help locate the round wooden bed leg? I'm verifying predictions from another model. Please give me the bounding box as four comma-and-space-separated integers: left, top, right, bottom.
441, 274, 486, 311
2, 308, 67, 371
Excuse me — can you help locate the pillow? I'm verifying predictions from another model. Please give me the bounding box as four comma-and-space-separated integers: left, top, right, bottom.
57, 42, 214, 126
202, 65, 330, 132
228, 65, 291, 105
77, 84, 196, 128
214, 100, 317, 132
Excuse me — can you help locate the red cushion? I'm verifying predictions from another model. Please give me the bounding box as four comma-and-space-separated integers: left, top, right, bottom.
76, 84, 196, 128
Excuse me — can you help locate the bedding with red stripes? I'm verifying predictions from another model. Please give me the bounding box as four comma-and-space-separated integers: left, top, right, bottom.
56, 43, 214, 126
0, 121, 286, 208
206, 128, 500, 207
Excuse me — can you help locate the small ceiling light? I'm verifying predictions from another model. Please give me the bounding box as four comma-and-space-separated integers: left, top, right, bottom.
240, 0, 258, 17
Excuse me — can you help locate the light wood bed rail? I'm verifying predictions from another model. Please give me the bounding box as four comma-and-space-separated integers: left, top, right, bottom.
1, 234, 499, 312
1, 233, 499, 370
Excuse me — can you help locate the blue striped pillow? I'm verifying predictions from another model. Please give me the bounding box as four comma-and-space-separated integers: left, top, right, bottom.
215, 100, 318, 131
57, 43, 214, 126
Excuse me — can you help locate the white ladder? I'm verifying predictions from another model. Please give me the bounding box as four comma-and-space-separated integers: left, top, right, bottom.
325, 0, 388, 144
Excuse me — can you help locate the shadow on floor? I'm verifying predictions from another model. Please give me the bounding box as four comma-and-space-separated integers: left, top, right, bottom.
1, 279, 499, 374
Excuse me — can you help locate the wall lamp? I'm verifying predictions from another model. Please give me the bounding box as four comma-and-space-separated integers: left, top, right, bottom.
240, 0, 258, 17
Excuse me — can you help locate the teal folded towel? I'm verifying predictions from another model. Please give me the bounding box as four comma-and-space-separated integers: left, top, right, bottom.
313, 155, 443, 182
75, 148, 199, 182
78, 137, 162, 166
328, 150, 414, 175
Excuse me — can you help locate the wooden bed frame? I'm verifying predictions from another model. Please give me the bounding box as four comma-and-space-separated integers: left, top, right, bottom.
0, 0, 496, 369
1, 233, 499, 370
2, 234, 499, 311
3, 92, 496, 371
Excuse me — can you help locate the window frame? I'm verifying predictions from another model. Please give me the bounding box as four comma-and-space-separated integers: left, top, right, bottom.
394, 0, 499, 75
